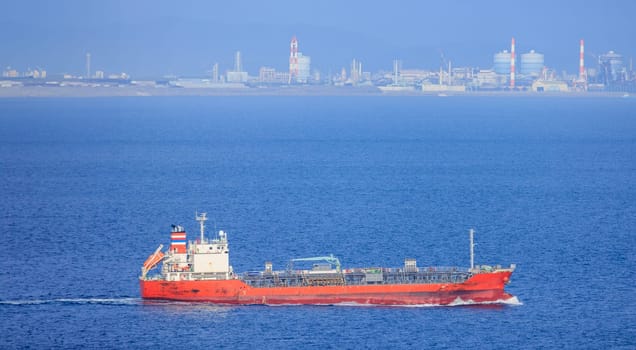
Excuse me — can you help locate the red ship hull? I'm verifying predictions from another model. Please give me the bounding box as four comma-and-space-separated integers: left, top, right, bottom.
140, 270, 513, 306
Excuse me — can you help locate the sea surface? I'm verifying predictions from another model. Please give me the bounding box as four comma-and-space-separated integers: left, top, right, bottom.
1, 96, 635, 349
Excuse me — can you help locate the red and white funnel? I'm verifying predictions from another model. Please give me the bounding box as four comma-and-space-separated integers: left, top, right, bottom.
170, 225, 187, 254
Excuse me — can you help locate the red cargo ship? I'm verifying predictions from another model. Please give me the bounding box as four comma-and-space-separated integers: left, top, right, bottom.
140, 213, 516, 306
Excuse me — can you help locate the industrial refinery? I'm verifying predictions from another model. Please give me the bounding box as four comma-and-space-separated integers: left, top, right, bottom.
2, 36, 634, 94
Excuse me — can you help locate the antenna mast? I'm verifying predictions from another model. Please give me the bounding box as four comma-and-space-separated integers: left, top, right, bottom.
196, 212, 207, 242
469, 228, 475, 271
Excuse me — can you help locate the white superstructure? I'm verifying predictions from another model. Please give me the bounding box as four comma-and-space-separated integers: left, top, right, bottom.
161, 213, 232, 281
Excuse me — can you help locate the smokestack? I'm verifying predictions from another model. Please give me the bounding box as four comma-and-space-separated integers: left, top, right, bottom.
510, 37, 515, 89
289, 36, 298, 84
393, 59, 400, 85
86, 52, 91, 79
234, 51, 242, 72
579, 39, 585, 81
170, 225, 187, 254
212, 63, 219, 83
351, 59, 358, 83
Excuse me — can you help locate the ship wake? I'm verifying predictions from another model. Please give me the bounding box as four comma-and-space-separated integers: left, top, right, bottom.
0, 297, 141, 306
264, 296, 522, 308
331, 296, 523, 308
446, 295, 523, 307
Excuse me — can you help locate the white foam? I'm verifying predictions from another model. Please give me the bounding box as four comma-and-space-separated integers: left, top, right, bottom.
337, 295, 523, 308
448, 295, 523, 307
266, 296, 523, 308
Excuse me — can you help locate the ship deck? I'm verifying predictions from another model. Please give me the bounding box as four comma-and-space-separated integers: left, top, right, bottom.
241, 267, 472, 288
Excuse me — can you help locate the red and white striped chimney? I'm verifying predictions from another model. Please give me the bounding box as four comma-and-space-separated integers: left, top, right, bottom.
289, 36, 298, 84
579, 39, 585, 81
510, 37, 516, 89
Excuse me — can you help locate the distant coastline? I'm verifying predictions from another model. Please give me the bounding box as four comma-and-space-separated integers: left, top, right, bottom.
0, 85, 630, 98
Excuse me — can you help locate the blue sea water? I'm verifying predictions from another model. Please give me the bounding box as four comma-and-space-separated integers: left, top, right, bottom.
1, 96, 635, 349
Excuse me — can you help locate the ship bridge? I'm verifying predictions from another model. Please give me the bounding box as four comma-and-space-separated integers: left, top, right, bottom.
158, 213, 233, 281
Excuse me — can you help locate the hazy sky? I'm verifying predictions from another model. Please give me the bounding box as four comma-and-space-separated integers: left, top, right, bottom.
1, 0, 634, 78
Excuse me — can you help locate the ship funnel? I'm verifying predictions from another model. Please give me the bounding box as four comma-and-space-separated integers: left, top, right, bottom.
170, 225, 187, 254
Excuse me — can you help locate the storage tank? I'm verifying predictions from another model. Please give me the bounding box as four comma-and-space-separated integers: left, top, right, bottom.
493, 50, 511, 75
520, 50, 544, 76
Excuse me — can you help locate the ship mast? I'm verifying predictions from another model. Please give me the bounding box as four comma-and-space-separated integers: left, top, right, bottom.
469, 228, 475, 271
196, 212, 207, 242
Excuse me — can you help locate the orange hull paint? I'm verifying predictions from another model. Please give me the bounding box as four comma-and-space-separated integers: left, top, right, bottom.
140, 271, 513, 306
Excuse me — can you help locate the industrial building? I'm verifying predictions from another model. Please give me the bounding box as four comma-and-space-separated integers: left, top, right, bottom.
258, 67, 289, 84
598, 51, 626, 84
398, 69, 432, 84
2, 69, 19, 78
532, 80, 568, 92
227, 51, 248, 83
475, 69, 503, 89
297, 54, 311, 83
